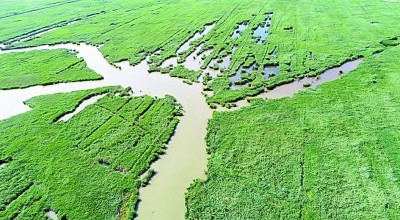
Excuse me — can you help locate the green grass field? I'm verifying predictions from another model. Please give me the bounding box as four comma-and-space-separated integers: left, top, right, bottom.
186, 45, 400, 219
0, 49, 102, 89
1, 0, 400, 219
0, 87, 181, 219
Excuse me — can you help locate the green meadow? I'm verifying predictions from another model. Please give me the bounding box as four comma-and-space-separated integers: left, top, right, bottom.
0, 0, 400, 219
186, 46, 400, 219
0, 49, 102, 89
0, 87, 181, 219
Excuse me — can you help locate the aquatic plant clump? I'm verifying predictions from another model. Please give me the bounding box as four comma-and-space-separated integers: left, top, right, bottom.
169, 65, 201, 83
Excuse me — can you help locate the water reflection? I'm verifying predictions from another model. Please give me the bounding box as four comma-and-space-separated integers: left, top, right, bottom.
231, 23, 248, 39
252, 16, 271, 44
46, 211, 58, 220
205, 46, 237, 78
262, 58, 363, 100
176, 23, 215, 54
263, 66, 279, 79
230, 62, 257, 89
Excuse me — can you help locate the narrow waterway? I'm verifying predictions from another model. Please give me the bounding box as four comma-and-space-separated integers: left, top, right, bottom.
0, 43, 363, 220
263, 58, 363, 99
58, 94, 106, 122
177, 23, 215, 54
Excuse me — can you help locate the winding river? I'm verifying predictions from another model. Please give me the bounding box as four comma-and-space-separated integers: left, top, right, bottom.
0, 43, 362, 220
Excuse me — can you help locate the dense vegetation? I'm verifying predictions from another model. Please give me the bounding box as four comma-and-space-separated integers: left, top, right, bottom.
1, 0, 399, 105
0, 87, 181, 219
169, 65, 201, 84
0, 49, 102, 89
1, 0, 400, 219
186, 46, 400, 219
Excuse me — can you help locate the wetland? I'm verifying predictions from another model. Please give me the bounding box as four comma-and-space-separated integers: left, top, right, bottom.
0, 0, 399, 219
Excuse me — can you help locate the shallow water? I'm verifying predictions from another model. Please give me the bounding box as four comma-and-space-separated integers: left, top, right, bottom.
46, 211, 58, 220
161, 46, 212, 76
98, 157, 111, 167
58, 94, 106, 122
230, 62, 257, 89
262, 58, 363, 100
183, 46, 212, 71
231, 23, 248, 39
231, 46, 237, 54
162, 23, 214, 69
225, 58, 362, 101
253, 19, 270, 44
206, 46, 237, 78
161, 56, 178, 68
177, 23, 215, 54
270, 46, 277, 56
263, 66, 279, 79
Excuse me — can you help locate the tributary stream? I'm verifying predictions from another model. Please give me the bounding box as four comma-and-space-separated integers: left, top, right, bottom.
0, 43, 362, 220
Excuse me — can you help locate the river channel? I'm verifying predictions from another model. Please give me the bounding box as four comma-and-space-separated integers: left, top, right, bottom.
0, 43, 362, 219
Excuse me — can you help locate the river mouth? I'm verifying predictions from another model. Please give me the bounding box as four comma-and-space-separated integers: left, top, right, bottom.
0, 43, 363, 220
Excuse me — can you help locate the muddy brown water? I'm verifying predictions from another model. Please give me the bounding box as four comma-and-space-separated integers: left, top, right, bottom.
0, 43, 362, 220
